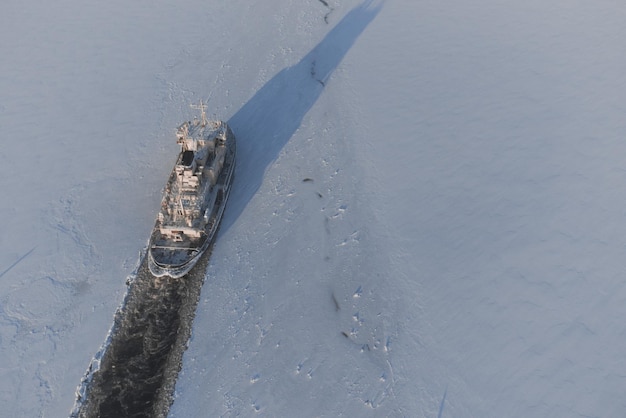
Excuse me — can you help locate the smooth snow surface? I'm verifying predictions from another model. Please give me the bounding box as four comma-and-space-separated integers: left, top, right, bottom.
2, 0, 626, 417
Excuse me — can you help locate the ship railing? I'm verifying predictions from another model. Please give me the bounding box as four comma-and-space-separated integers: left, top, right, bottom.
151, 244, 198, 251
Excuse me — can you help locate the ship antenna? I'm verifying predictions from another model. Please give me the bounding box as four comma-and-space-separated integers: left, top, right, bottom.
191, 100, 208, 127
178, 197, 187, 219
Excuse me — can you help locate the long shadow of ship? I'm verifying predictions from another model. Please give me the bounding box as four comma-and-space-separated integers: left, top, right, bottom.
70, 2, 381, 417
223, 0, 381, 233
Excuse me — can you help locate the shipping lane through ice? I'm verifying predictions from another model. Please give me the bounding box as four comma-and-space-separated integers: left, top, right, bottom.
70, 250, 212, 418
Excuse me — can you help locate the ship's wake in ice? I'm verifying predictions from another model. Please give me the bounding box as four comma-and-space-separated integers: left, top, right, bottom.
71, 249, 211, 418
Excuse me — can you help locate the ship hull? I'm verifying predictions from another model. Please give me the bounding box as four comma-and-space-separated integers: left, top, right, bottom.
148, 124, 236, 278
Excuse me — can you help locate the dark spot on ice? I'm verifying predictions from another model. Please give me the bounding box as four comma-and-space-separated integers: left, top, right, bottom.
331, 292, 341, 311
316, 192, 323, 198
316, 0, 334, 24
310, 60, 326, 86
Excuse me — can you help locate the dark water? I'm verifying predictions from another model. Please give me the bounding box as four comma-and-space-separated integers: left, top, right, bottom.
72, 250, 210, 418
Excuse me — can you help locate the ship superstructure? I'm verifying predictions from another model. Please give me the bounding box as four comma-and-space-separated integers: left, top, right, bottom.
148, 103, 236, 278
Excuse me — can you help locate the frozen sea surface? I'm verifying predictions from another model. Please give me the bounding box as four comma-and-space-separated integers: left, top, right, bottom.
1, 0, 626, 417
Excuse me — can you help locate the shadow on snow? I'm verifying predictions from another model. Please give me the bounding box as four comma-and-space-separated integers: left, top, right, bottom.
223, 0, 382, 233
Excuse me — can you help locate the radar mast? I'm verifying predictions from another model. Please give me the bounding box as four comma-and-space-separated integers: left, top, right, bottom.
190, 100, 208, 127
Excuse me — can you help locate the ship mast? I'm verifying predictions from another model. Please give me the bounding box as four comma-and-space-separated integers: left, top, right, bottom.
191, 100, 208, 127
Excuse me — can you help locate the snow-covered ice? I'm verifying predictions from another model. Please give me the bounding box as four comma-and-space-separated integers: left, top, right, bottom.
2, 0, 626, 416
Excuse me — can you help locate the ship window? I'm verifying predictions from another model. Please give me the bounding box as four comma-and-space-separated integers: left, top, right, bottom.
181, 150, 194, 166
